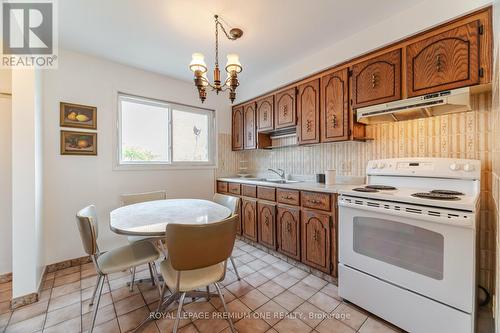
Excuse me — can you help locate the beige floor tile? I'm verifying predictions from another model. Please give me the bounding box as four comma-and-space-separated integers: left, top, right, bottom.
117, 306, 158, 332
81, 283, 110, 301
258, 280, 285, 299
82, 303, 117, 331
110, 285, 140, 303
221, 271, 238, 286
266, 328, 278, 333
141, 286, 161, 305
54, 266, 80, 278
261, 254, 280, 264
155, 309, 191, 331
44, 315, 81, 333
301, 275, 328, 290
0, 312, 11, 327
4, 313, 45, 333
53, 272, 80, 287
332, 303, 369, 331
80, 275, 100, 290
209, 288, 236, 309
287, 267, 310, 280
246, 259, 269, 271
273, 260, 293, 272
224, 299, 251, 322
239, 289, 269, 310
289, 281, 318, 300
108, 275, 132, 291
260, 266, 284, 279
244, 272, 269, 288
292, 302, 326, 329
238, 253, 257, 264
193, 317, 229, 333
81, 292, 112, 314
316, 317, 355, 333
9, 300, 48, 324
48, 291, 81, 312
359, 317, 401, 333
184, 299, 216, 315
273, 291, 304, 311
308, 292, 340, 313
225, 280, 254, 298
254, 300, 288, 326
236, 265, 256, 278
235, 317, 270, 333
274, 317, 312, 333
88, 318, 120, 333
272, 272, 299, 289
179, 323, 199, 333
114, 293, 146, 316
320, 283, 340, 300
51, 281, 80, 299
44, 302, 80, 328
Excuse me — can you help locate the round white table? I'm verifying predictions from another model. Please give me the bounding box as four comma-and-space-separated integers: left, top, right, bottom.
110, 199, 232, 237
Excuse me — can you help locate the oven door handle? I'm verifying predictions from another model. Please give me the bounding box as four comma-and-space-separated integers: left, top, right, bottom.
338, 200, 473, 227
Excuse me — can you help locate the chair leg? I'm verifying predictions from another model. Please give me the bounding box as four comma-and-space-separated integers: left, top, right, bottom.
129, 267, 136, 292
214, 282, 236, 333
206, 286, 210, 301
150, 262, 161, 296
89, 275, 105, 333
155, 282, 167, 313
89, 275, 101, 305
173, 292, 186, 333
148, 263, 156, 286
230, 256, 241, 281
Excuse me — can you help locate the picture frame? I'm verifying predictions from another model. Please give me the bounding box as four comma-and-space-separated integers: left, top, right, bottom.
60, 102, 97, 129
60, 131, 97, 156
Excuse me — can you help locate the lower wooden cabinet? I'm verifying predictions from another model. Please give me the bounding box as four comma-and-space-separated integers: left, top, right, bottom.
257, 201, 276, 249
242, 198, 258, 241
301, 209, 331, 273
235, 197, 242, 235
277, 205, 301, 261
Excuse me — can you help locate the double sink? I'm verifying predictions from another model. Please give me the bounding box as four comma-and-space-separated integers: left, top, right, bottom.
244, 177, 301, 184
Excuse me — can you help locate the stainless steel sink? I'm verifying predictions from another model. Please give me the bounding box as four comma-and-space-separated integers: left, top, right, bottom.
265, 179, 301, 184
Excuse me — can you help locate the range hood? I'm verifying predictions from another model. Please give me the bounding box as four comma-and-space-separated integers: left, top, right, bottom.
356, 87, 472, 124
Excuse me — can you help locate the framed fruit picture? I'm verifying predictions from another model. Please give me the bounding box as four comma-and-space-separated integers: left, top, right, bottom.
60, 102, 97, 129
61, 131, 97, 156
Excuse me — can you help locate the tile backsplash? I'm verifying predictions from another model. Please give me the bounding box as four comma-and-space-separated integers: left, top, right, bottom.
218, 91, 495, 298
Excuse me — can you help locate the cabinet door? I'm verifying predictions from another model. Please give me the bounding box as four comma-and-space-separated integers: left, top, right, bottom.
406, 21, 480, 97
277, 206, 301, 261
243, 102, 257, 149
231, 106, 244, 151
242, 199, 257, 241
320, 69, 349, 142
352, 49, 401, 109
257, 202, 276, 249
257, 95, 274, 132
274, 88, 296, 129
301, 210, 331, 273
297, 79, 320, 144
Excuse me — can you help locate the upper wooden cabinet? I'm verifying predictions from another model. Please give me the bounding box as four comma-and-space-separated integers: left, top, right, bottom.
257, 95, 274, 132
320, 68, 349, 142
274, 88, 297, 129
297, 79, 320, 145
352, 49, 402, 109
231, 106, 244, 151
243, 102, 257, 149
406, 20, 481, 97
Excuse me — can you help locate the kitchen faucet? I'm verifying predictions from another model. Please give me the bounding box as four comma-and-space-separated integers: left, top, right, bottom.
268, 168, 285, 180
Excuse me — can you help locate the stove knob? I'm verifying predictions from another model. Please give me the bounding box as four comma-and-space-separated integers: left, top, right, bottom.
370, 163, 378, 169
463, 163, 475, 172
378, 162, 386, 169
449, 163, 461, 171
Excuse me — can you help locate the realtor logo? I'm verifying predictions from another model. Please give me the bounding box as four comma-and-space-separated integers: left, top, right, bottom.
1, 0, 58, 68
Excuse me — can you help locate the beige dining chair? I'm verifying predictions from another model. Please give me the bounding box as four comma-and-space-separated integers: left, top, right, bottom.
158, 215, 238, 333
213, 193, 241, 281
120, 190, 167, 291
76, 205, 161, 333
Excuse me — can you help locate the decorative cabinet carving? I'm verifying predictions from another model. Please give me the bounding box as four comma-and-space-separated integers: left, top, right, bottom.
352, 49, 402, 108
277, 206, 301, 261
243, 102, 256, 149
242, 198, 258, 241
231, 106, 244, 151
301, 210, 331, 273
257, 95, 274, 132
274, 88, 297, 129
320, 68, 349, 142
257, 202, 276, 249
406, 20, 480, 97
297, 79, 320, 145
276, 189, 300, 206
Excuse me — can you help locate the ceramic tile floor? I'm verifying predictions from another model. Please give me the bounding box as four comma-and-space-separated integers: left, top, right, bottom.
0, 239, 489, 333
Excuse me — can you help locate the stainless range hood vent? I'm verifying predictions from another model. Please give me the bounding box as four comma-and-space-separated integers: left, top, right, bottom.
356, 87, 472, 124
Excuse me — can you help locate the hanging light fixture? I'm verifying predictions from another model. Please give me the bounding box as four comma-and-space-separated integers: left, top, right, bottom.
189, 15, 243, 103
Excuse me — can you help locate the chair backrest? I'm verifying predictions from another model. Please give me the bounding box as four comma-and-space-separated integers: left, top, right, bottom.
76, 205, 99, 256
213, 193, 239, 215
120, 190, 167, 206
166, 215, 238, 271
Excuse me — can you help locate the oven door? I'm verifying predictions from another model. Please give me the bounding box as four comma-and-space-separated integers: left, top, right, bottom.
338, 196, 475, 313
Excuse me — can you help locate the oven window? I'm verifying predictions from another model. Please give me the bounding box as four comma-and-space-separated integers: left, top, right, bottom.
353, 217, 444, 280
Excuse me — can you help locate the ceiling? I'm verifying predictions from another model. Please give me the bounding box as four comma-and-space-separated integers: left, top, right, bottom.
59, 0, 423, 83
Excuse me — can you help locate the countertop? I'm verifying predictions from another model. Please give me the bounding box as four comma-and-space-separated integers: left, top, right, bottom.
217, 176, 365, 194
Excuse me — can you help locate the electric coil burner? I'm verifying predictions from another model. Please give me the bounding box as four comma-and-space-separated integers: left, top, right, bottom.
365, 185, 397, 190
411, 192, 461, 200
352, 187, 378, 193
431, 189, 465, 196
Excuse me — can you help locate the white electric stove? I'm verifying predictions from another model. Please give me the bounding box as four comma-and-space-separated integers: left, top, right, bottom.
337, 158, 480, 333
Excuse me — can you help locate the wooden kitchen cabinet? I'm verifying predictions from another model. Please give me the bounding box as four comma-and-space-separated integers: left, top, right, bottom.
242, 198, 258, 242
217, 181, 228, 193
257, 95, 274, 132
406, 20, 481, 97
320, 68, 349, 142
231, 106, 244, 151
297, 79, 320, 145
301, 209, 331, 273
274, 88, 297, 129
257, 201, 277, 249
243, 102, 257, 149
352, 49, 402, 109
277, 205, 301, 261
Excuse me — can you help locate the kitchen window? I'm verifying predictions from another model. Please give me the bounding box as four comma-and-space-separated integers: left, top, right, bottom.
117, 93, 215, 168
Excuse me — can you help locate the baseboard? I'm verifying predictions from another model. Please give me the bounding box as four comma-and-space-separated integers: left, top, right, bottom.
0, 272, 12, 284
45, 255, 92, 273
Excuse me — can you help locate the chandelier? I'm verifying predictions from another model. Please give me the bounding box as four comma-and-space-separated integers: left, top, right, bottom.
189, 15, 243, 103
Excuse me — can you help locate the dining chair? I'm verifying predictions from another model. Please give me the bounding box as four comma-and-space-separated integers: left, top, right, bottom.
76, 205, 161, 333
213, 193, 241, 281
157, 215, 238, 333
120, 190, 167, 291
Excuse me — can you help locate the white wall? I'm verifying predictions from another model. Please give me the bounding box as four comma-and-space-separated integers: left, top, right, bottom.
43, 49, 231, 265
237, 0, 492, 101
0, 69, 12, 275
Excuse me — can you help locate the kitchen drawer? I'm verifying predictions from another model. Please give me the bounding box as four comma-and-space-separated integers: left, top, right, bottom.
217, 181, 228, 193
257, 186, 276, 201
277, 188, 300, 206
301, 191, 331, 212
228, 183, 241, 195
241, 184, 257, 198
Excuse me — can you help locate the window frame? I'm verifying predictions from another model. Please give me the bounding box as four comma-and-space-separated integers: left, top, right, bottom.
116, 93, 216, 170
